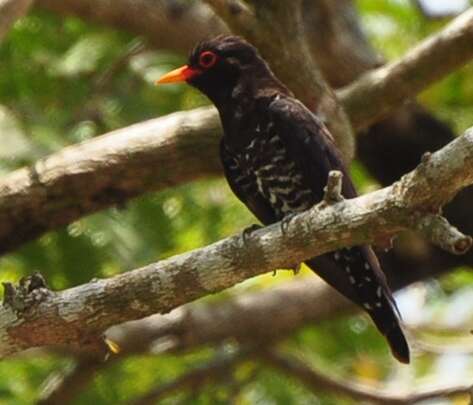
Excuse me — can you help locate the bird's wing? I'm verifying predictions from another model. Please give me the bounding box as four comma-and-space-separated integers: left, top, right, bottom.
220, 139, 278, 225
268, 97, 409, 363
268, 96, 357, 200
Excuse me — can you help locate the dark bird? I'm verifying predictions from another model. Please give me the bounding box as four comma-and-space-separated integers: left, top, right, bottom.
157, 35, 410, 363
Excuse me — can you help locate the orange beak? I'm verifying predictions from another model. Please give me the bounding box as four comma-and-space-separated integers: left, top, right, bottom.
155, 65, 200, 84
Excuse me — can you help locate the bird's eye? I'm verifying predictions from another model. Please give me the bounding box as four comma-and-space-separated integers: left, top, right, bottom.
199, 51, 217, 68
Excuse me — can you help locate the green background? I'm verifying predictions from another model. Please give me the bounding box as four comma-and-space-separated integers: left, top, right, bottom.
0, 1, 473, 403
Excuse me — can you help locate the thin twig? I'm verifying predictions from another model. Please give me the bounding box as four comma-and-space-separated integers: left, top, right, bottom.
128, 349, 251, 405
322, 170, 344, 204
338, 7, 473, 130
262, 349, 473, 405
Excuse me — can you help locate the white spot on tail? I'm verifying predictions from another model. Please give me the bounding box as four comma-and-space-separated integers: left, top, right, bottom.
363, 303, 373, 310
376, 286, 382, 298
364, 262, 370, 270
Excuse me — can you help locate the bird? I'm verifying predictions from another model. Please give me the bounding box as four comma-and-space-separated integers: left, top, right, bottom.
157, 35, 410, 363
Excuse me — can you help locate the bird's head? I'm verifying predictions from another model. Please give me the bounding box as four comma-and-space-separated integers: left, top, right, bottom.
156, 36, 275, 103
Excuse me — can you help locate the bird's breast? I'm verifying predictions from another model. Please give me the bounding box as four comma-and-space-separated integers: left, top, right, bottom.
237, 130, 315, 218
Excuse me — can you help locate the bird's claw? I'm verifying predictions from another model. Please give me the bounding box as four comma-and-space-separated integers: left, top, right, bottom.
292, 263, 302, 275
242, 223, 263, 246
280, 213, 297, 235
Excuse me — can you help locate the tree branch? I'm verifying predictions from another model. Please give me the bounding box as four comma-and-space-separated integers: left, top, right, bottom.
0, 107, 221, 255
38, 251, 473, 403
1, 127, 472, 359
38, 277, 352, 404
106, 278, 352, 354
262, 349, 473, 405
339, 7, 473, 130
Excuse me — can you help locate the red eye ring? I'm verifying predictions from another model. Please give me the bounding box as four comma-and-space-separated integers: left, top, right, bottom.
199, 51, 217, 68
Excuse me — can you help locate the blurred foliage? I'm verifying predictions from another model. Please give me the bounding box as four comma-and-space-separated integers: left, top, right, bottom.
0, 1, 472, 404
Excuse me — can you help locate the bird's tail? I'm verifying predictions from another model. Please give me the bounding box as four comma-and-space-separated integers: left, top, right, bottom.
306, 246, 410, 364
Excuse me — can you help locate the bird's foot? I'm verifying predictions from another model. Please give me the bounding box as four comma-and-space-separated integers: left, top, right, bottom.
292, 263, 302, 276
280, 213, 297, 235
241, 223, 263, 246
